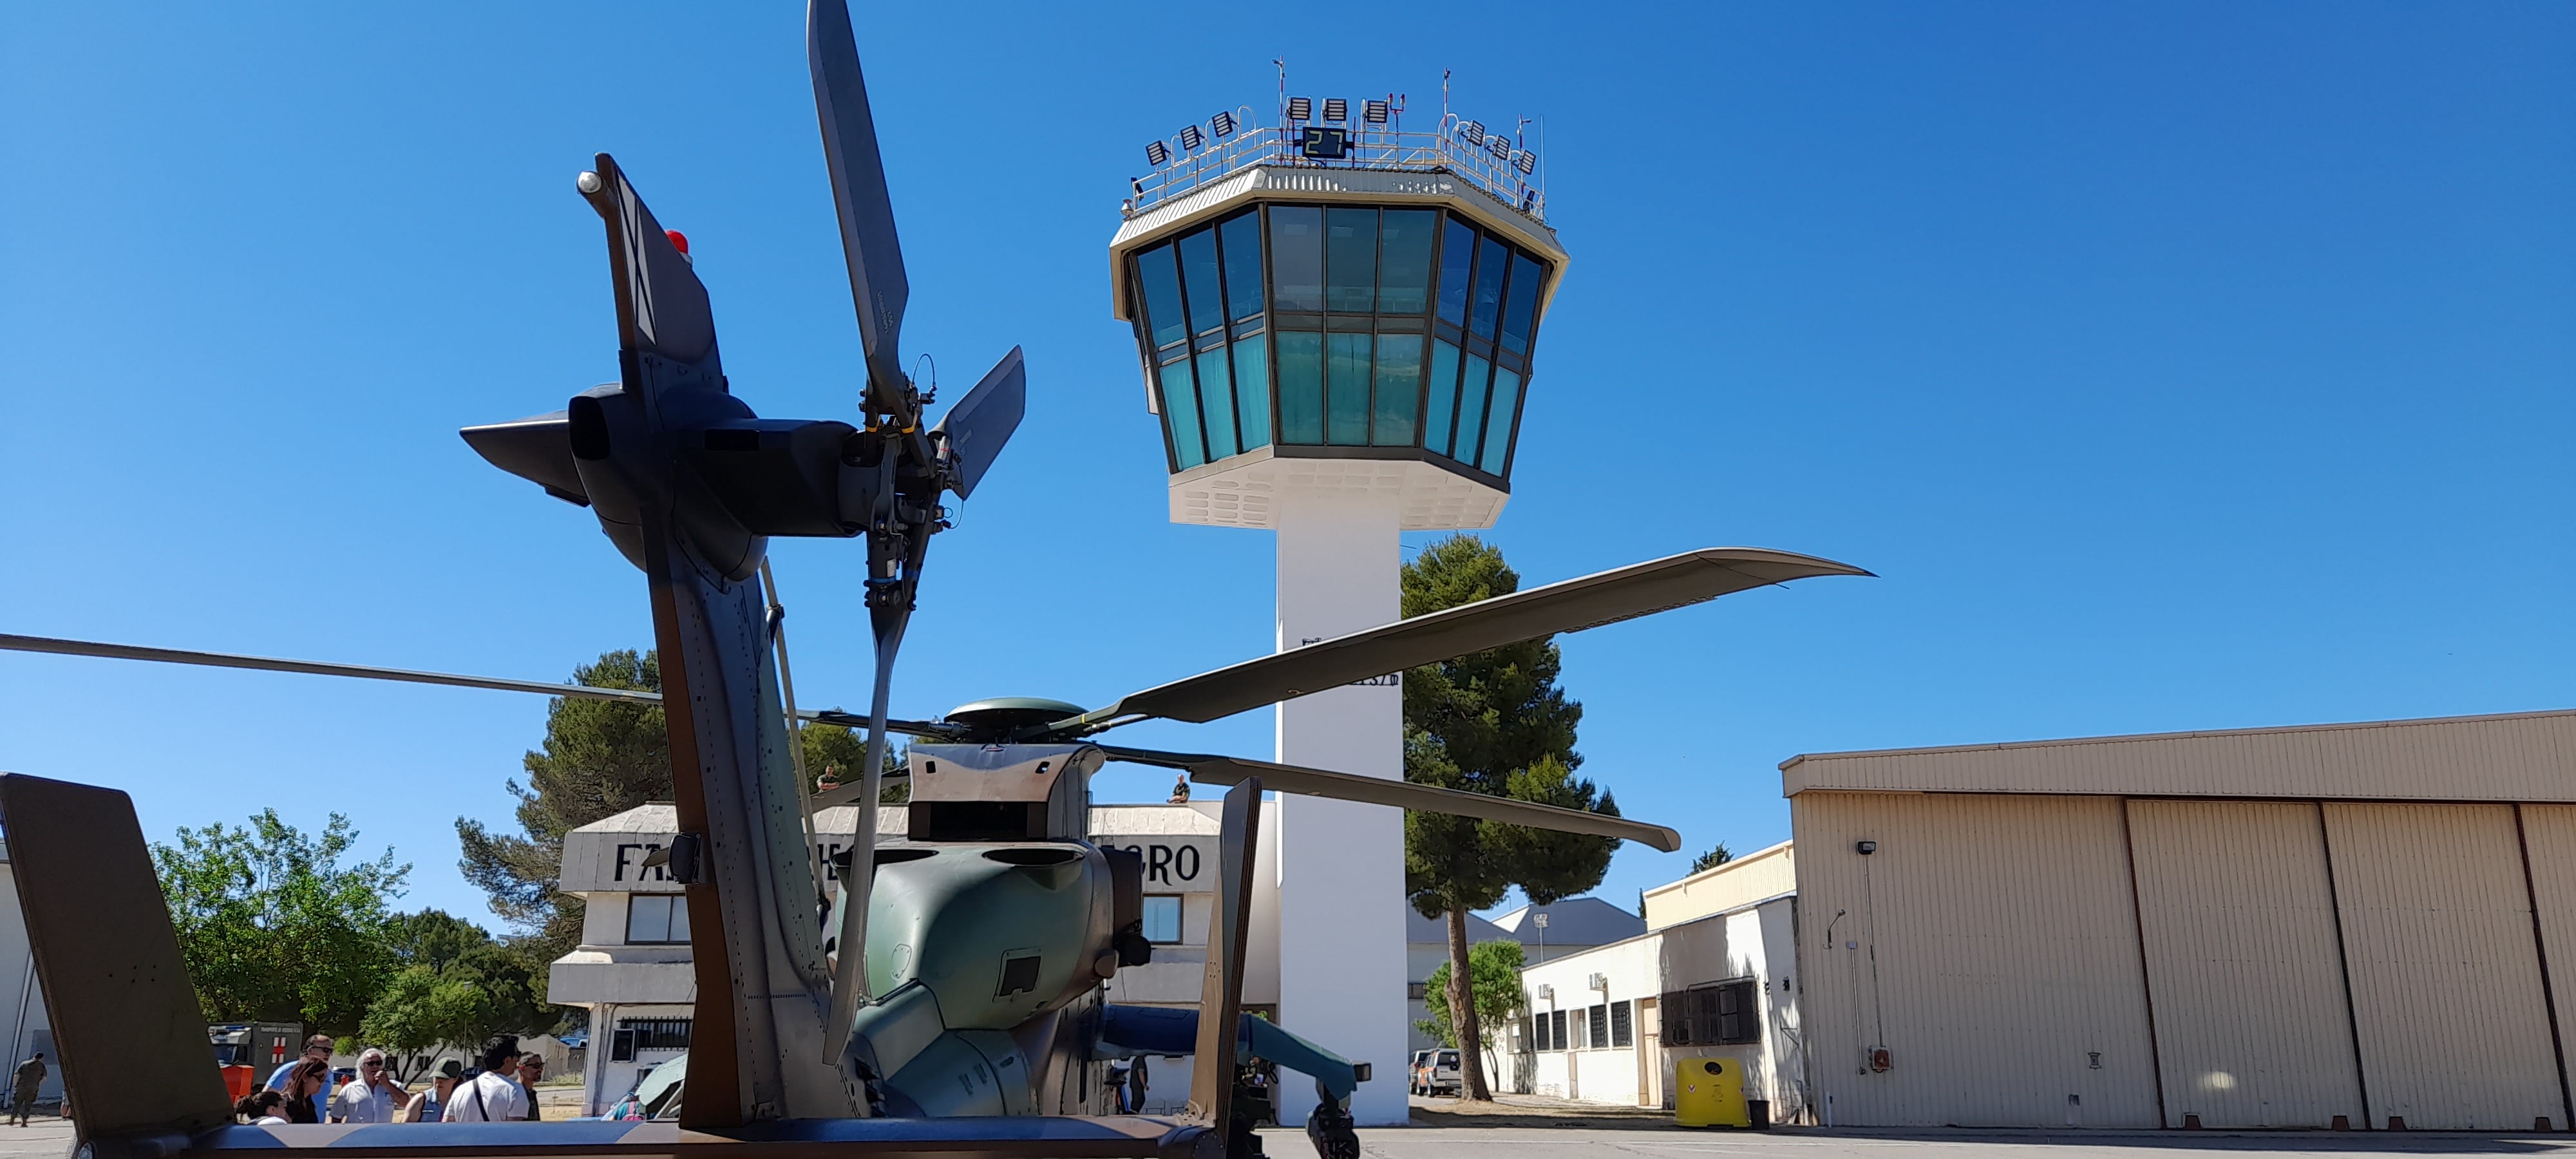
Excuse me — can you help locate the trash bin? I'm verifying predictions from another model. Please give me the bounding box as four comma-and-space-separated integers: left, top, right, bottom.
1674, 1057, 1748, 1128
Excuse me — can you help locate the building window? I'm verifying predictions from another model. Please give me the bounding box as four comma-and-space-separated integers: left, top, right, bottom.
1665, 979, 1760, 1046
625, 894, 689, 945
1524, 1013, 1542, 1051
1587, 1003, 1609, 1050
614, 1017, 691, 1054
1714, 979, 1758, 1044
1126, 203, 1549, 478
1141, 895, 1182, 944
1609, 1000, 1633, 1048
1408, 981, 1429, 1001
1549, 1008, 1567, 1051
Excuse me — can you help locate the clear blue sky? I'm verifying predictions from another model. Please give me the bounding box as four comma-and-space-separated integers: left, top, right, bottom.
3, 3, 2570, 928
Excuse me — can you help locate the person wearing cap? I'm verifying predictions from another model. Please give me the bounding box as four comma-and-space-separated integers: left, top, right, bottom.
397, 1059, 464, 1124
330, 1049, 406, 1124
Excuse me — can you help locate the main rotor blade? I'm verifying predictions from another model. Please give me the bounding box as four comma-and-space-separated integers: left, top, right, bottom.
808, 0, 912, 411
933, 346, 1025, 500
1097, 745, 1681, 853
1062, 547, 1871, 733
0, 633, 663, 706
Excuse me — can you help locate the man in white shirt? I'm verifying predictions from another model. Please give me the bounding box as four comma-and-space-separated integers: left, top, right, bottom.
331, 1050, 405, 1124
441, 1038, 526, 1124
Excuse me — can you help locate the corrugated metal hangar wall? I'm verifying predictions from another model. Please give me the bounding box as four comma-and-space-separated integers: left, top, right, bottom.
1785, 710, 2576, 1131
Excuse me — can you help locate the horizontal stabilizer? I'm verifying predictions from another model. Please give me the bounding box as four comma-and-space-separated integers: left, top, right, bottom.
460, 410, 589, 506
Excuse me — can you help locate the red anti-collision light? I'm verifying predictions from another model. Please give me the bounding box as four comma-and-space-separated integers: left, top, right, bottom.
665, 229, 690, 255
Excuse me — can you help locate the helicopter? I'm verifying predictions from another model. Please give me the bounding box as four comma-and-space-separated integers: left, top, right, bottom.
0, 3, 1870, 1158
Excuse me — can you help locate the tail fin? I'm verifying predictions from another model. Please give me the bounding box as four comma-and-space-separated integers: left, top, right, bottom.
0, 775, 231, 1144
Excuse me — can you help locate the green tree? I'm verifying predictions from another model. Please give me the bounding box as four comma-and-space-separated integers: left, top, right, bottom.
1690, 843, 1734, 874
1413, 939, 1529, 1088
1401, 534, 1624, 1101
457, 650, 667, 972
155, 811, 410, 1033
800, 723, 909, 804
360, 912, 549, 1077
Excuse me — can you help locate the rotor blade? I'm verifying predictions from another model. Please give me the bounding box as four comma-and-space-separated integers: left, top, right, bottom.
1098, 745, 1682, 853
808, 0, 911, 410
1063, 547, 1871, 733
824, 603, 908, 1064
932, 346, 1025, 500
805, 708, 952, 739
0, 633, 663, 706
805, 769, 909, 813
459, 410, 590, 507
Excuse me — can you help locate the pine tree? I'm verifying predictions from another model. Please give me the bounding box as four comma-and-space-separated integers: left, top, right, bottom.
1402, 535, 1622, 1100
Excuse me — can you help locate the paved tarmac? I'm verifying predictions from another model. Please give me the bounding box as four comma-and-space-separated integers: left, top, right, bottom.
1272, 1124, 2576, 1158
0, 1103, 2567, 1158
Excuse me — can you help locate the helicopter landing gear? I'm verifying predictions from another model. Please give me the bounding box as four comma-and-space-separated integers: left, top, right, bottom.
1303, 1079, 1359, 1159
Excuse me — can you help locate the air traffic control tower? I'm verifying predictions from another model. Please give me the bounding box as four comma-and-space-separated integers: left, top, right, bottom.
1109, 94, 1564, 1126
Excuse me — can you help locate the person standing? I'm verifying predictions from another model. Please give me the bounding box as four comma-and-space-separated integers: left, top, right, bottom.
330, 1050, 406, 1124
515, 1054, 546, 1120
397, 1059, 463, 1124
263, 1035, 336, 1122
277, 1060, 328, 1124
440, 1037, 524, 1124
8, 1051, 44, 1127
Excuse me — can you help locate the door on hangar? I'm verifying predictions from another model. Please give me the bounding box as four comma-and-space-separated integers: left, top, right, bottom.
2126, 800, 2364, 1129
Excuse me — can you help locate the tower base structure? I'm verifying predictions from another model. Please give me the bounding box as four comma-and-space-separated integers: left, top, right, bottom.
1272, 490, 1408, 1127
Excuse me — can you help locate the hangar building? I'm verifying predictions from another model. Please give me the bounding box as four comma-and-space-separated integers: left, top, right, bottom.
1519, 708, 2576, 1132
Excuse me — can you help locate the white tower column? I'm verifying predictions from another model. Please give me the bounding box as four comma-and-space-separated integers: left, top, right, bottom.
1271, 489, 1408, 1127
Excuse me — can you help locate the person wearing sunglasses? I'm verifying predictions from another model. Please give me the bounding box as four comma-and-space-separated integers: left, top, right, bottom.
331, 1049, 407, 1124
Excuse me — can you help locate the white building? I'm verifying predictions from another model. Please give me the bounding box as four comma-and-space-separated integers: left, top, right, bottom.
1406, 900, 1642, 1054
549, 798, 1280, 1117
1513, 844, 1802, 1115
1515, 708, 2576, 1133
0, 839, 61, 1107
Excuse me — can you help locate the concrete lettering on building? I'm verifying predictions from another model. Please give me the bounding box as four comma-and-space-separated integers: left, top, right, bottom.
563, 824, 1217, 894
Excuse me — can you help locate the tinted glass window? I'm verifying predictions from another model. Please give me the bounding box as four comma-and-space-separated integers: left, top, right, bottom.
1372, 334, 1422, 446
1275, 330, 1325, 444
1500, 254, 1545, 354
1178, 228, 1224, 337
1137, 243, 1187, 349
1233, 339, 1271, 449
1325, 208, 1378, 314
1454, 352, 1493, 464
1435, 218, 1475, 326
1141, 896, 1182, 944
1424, 340, 1461, 457
1197, 348, 1238, 460
1378, 210, 1437, 314
1218, 211, 1265, 322
1160, 359, 1204, 469
1480, 368, 1520, 475
1470, 236, 1510, 339
1326, 331, 1373, 445
1269, 207, 1324, 312
625, 894, 689, 944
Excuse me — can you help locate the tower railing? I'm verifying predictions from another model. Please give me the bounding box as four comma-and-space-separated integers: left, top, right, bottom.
1122, 120, 1544, 225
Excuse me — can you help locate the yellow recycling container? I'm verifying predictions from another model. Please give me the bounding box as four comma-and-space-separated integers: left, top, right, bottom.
1674, 1057, 1748, 1128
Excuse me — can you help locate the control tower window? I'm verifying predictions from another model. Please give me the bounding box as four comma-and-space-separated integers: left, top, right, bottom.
1325, 330, 1372, 445
1325, 209, 1378, 314
1379, 210, 1437, 314
1269, 207, 1325, 312
1126, 202, 1550, 479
